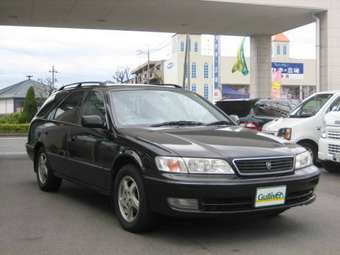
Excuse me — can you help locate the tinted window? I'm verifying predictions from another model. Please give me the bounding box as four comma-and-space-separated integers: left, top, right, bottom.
81, 91, 106, 124
52, 91, 84, 124
36, 93, 58, 119
216, 100, 257, 117
253, 100, 291, 117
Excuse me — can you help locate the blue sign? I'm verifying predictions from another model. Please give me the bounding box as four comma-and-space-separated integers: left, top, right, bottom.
272, 62, 304, 75
272, 62, 304, 80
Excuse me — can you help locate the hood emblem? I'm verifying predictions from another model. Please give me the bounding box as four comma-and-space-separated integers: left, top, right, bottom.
266, 161, 272, 170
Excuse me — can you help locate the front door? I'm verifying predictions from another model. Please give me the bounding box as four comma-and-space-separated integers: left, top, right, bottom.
68, 90, 117, 192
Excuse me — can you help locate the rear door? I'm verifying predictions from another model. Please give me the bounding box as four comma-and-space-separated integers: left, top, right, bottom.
44, 90, 85, 176
68, 90, 118, 192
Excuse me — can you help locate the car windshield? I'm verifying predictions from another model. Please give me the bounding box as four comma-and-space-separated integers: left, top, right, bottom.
289, 93, 333, 118
110, 89, 231, 127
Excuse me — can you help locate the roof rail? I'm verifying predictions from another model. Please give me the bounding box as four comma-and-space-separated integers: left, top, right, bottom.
58, 81, 106, 91
154, 83, 183, 88
58, 81, 183, 91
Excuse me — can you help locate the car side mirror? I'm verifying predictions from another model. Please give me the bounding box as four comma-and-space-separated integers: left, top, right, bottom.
229, 114, 240, 125
81, 115, 105, 129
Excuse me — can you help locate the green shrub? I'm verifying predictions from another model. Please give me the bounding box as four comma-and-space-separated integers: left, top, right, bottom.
21, 86, 38, 123
0, 112, 25, 124
0, 123, 30, 134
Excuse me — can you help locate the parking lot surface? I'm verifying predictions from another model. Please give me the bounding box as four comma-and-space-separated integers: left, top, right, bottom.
1, 158, 340, 255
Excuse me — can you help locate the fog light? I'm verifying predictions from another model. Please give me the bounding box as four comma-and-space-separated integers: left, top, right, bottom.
167, 198, 199, 210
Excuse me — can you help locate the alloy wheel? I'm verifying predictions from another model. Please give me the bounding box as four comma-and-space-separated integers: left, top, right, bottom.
38, 153, 48, 184
118, 176, 140, 223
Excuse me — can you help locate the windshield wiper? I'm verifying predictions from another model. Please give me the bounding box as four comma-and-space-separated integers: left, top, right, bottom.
206, 120, 232, 126
150, 121, 204, 127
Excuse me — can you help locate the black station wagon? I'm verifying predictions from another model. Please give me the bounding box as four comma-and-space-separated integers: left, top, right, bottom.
26, 82, 320, 232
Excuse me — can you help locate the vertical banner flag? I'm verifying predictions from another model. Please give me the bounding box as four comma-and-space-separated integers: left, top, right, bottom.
213, 35, 222, 102
272, 70, 282, 99
232, 38, 249, 76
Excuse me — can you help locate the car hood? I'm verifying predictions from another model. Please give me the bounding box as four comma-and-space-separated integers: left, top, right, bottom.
121, 126, 296, 159
263, 117, 309, 132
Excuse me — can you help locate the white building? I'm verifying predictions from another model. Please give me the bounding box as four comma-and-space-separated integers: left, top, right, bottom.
160, 33, 316, 101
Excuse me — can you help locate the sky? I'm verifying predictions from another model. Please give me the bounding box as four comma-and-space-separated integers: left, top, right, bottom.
0, 23, 316, 89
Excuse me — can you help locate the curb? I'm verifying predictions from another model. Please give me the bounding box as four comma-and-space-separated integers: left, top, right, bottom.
0, 152, 28, 159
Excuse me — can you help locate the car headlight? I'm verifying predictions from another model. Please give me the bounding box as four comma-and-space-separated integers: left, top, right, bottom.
155, 156, 234, 174
278, 128, 292, 140
295, 151, 313, 169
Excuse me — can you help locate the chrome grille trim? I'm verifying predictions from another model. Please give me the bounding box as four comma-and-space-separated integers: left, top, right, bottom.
328, 144, 340, 154
327, 130, 340, 140
232, 156, 295, 176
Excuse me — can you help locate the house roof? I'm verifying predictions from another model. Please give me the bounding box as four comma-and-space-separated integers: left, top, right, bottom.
0, 79, 50, 99
272, 33, 289, 42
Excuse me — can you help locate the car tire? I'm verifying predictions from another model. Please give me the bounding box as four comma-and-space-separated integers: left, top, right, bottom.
35, 147, 62, 192
322, 161, 340, 173
113, 164, 155, 233
299, 141, 318, 165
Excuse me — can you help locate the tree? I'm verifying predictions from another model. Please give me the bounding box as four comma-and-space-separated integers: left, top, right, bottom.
37, 77, 56, 95
21, 87, 38, 123
112, 67, 133, 84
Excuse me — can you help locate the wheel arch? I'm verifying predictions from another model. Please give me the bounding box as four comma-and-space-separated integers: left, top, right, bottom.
297, 139, 318, 150
111, 152, 144, 185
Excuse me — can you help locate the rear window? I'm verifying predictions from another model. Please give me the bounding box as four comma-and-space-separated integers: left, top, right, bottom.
215, 100, 257, 117
36, 93, 59, 119
253, 100, 292, 117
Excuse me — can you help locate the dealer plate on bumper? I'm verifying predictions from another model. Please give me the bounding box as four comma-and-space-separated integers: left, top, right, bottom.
255, 186, 286, 208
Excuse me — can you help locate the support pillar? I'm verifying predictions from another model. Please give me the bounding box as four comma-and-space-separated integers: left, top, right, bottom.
319, 5, 340, 91
250, 35, 272, 98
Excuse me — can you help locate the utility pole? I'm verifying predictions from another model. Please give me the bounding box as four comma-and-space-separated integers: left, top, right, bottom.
147, 48, 150, 84
49, 65, 58, 88
182, 34, 191, 90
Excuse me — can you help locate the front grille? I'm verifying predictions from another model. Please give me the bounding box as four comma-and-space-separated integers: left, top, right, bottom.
328, 130, 340, 140
233, 157, 294, 176
328, 144, 340, 154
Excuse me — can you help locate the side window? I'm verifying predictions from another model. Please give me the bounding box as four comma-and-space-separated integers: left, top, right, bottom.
52, 91, 84, 124
329, 97, 340, 112
81, 91, 106, 125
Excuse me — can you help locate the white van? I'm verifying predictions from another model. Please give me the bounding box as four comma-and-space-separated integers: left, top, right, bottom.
319, 110, 340, 172
262, 91, 340, 163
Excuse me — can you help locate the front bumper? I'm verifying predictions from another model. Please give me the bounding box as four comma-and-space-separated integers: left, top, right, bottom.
144, 165, 319, 216
318, 137, 340, 162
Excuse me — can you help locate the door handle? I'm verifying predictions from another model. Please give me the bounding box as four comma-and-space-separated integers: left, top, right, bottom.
70, 136, 76, 142
316, 127, 321, 131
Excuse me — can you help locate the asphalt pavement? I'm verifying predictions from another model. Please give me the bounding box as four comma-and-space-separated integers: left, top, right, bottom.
0, 137, 27, 158
1, 155, 340, 255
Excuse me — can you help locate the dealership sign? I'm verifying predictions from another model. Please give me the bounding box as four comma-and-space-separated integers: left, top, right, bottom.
272, 62, 304, 80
